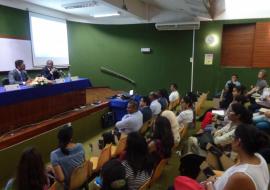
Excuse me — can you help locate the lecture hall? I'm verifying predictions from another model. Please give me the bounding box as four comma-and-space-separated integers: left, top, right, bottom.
0, 0, 270, 190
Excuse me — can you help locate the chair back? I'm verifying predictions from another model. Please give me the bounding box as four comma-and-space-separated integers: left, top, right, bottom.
97, 144, 112, 170
69, 160, 92, 190
138, 179, 150, 190
195, 92, 208, 116
113, 136, 127, 157
169, 98, 180, 110
48, 182, 57, 190
179, 126, 187, 140
150, 159, 168, 186
48, 182, 63, 190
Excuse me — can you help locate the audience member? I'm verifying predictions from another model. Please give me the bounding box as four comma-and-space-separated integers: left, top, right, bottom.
115, 100, 143, 134
4, 147, 48, 190
169, 176, 205, 190
224, 74, 241, 91
247, 69, 268, 95
220, 82, 236, 109
177, 96, 194, 127
169, 83, 180, 102
139, 96, 152, 123
148, 116, 174, 164
157, 89, 169, 110
100, 159, 128, 190
149, 92, 162, 116
8, 60, 29, 84
201, 87, 246, 130
205, 124, 270, 190
161, 110, 181, 144
121, 132, 154, 190
50, 125, 85, 188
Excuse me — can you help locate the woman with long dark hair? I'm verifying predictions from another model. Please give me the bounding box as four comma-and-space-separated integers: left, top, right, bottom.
148, 116, 174, 163
206, 124, 270, 190
50, 125, 85, 188
121, 132, 154, 190
100, 159, 128, 190
4, 147, 48, 190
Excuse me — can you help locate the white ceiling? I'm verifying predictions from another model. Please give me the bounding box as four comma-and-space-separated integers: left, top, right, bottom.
2, 0, 270, 25
0, 0, 216, 24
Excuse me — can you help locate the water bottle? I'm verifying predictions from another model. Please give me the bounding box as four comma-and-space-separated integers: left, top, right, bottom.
67, 71, 71, 81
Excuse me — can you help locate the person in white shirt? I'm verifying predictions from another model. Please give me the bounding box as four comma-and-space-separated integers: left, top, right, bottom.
169, 83, 180, 102
116, 100, 143, 134
177, 96, 194, 127
149, 92, 162, 116
205, 124, 269, 190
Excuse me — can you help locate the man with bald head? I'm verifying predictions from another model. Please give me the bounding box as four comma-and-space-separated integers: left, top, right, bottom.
41, 60, 60, 80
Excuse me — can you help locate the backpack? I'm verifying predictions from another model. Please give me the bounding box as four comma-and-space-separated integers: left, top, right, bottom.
101, 111, 115, 128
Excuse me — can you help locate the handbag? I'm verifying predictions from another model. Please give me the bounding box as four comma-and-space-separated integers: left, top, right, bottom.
197, 132, 214, 150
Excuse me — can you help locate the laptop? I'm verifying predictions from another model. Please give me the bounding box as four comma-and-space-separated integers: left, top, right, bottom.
122, 90, 134, 99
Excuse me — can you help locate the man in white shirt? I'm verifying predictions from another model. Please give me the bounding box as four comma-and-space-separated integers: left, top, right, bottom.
149, 92, 162, 116
115, 100, 143, 134
169, 83, 180, 102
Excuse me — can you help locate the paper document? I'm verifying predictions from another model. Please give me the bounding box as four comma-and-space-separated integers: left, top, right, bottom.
259, 108, 270, 113
212, 110, 225, 116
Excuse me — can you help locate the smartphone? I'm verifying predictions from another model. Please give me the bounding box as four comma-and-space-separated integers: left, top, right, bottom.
203, 167, 215, 177
94, 176, 102, 187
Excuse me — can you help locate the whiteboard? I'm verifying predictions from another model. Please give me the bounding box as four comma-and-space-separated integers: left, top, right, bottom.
0, 38, 34, 71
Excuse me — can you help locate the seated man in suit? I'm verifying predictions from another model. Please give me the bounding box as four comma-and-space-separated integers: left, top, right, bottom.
8, 60, 29, 84
41, 60, 60, 80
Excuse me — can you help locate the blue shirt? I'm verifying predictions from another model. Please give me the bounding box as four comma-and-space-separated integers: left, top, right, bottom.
50, 143, 85, 185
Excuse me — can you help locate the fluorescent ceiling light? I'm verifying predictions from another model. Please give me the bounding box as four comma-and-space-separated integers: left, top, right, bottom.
62, 1, 97, 9
93, 12, 120, 18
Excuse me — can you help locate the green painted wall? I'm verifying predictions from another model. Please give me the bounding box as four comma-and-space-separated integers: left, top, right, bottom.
68, 22, 193, 95
194, 20, 270, 96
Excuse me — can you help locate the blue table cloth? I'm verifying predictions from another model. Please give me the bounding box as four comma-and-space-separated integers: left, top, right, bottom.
0, 78, 92, 106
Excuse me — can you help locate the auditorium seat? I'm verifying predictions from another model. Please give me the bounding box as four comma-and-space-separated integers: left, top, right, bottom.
111, 135, 127, 158
69, 160, 93, 190
90, 144, 112, 172
149, 158, 169, 187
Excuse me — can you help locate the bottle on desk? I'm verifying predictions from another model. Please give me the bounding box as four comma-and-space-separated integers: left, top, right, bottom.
67, 72, 71, 82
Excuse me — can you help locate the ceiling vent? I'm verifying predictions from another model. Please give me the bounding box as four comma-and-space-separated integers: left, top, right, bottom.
62, 0, 98, 9
155, 22, 200, 31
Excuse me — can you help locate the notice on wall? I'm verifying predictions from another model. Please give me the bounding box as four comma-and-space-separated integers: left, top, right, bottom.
204, 54, 213, 65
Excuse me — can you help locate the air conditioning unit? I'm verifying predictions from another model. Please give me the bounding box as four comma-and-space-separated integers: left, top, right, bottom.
155, 22, 200, 31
